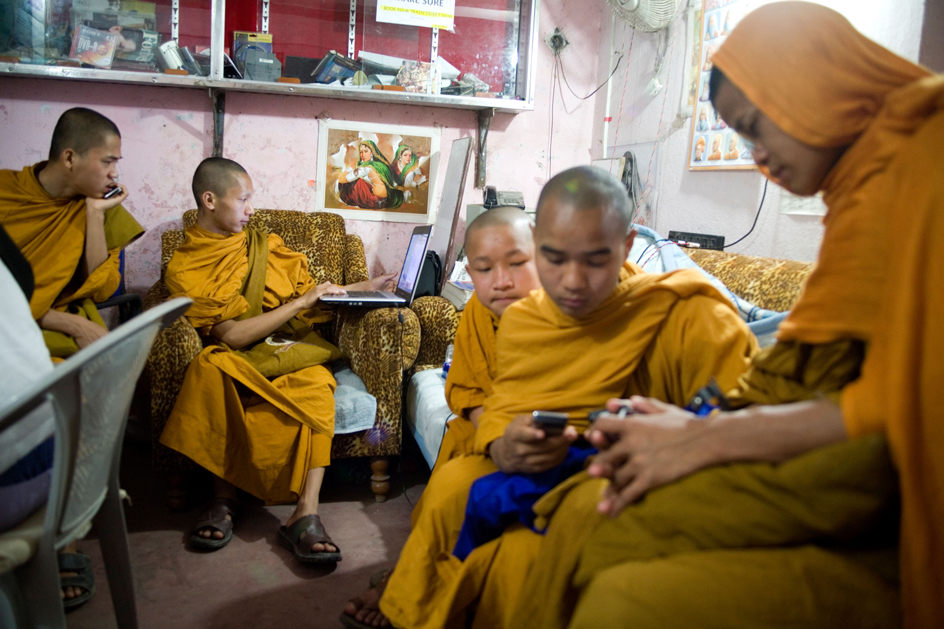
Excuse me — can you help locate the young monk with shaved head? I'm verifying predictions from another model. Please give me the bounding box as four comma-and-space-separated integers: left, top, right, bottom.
439, 206, 542, 467
342, 206, 541, 626
160, 157, 395, 564
341, 165, 757, 628
0, 107, 143, 358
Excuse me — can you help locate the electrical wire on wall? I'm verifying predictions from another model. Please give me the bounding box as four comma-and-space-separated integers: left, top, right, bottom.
612, 24, 636, 149
607, 5, 684, 230
547, 41, 624, 180
557, 50, 624, 102
724, 179, 768, 249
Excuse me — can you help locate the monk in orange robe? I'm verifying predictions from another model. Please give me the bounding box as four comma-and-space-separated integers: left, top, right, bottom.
507, 4, 944, 628
159, 157, 395, 563
437, 206, 542, 469
341, 165, 757, 629
343, 206, 540, 625
0, 107, 143, 359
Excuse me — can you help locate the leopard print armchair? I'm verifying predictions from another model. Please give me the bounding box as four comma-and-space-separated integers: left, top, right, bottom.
410, 296, 461, 373
409, 251, 815, 370
143, 209, 420, 505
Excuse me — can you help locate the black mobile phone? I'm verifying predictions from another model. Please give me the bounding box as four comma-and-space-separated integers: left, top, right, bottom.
103, 186, 123, 199
531, 411, 569, 437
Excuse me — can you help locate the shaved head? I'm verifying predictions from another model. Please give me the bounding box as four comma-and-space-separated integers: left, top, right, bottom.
192, 157, 249, 209
464, 206, 540, 317
532, 166, 636, 319
48, 108, 121, 160
464, 206, 533, 251
536, 166, 632, 234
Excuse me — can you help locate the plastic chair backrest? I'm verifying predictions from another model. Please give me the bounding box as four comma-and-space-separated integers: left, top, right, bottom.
0, 297, 192, 548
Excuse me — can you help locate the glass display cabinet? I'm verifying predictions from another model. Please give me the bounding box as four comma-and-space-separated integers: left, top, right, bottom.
0, 0, 538, 113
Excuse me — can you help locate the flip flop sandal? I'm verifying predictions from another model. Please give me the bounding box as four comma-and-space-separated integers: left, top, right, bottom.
189, 497, 238, 550
278, 513, 342, 564
58, 552, 95, 611
369, 569, 390, 589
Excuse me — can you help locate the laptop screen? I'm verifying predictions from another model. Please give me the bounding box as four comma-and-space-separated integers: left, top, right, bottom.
397, 232, 430, 296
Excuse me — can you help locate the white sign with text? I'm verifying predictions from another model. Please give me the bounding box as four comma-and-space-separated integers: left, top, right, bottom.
376, 0, 456, 30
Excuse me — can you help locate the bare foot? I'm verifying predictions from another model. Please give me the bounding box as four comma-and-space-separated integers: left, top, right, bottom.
343, 571, 391, 627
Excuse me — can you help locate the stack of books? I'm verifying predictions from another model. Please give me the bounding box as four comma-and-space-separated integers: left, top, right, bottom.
442, 280, 474, 311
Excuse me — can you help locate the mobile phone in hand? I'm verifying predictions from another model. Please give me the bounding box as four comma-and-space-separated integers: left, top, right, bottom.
103, 186, 123, 199
531, 411, 569, 437
587, 404, 634, 423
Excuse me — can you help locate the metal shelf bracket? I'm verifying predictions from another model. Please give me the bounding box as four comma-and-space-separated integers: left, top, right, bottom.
475, 108, 495, 189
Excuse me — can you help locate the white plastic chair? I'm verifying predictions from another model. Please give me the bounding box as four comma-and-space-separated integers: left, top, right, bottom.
0, 297, 192, 629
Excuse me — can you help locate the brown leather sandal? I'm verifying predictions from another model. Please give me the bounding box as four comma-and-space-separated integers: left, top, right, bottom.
278, 513, 342, 564
189, 497, 238, 550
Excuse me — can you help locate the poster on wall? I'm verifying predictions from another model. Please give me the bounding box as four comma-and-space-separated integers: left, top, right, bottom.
376, 0, 456, 31
687, 0, 757, 171
317, 120, 440, 223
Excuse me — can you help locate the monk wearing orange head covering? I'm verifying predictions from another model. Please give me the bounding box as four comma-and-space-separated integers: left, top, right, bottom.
340, 166, 757, 629
160, 157, 395, 565
0, 107, 143, 359
505, 3, 944, 628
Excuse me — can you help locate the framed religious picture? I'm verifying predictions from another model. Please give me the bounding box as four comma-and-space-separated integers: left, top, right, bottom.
317, 119, 441, 222
687, 0, 757, 171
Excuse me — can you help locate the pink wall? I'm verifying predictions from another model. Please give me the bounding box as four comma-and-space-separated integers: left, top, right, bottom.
0, 0, 603, 296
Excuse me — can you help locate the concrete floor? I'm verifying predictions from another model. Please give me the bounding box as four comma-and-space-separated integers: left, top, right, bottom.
66, 439, 429, 629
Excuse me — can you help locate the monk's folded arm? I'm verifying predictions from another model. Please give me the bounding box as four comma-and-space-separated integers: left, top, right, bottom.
699, 399, 848, 466
210, 298, 307, 349
38, 307, 107, 347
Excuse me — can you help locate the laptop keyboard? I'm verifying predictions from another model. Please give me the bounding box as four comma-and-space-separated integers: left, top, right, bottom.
341, 291, 390, 298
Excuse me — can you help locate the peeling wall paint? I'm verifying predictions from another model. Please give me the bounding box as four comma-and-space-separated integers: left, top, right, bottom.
0, 1, 604, 297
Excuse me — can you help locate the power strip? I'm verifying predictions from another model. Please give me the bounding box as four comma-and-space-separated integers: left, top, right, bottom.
667, 231, 725, 250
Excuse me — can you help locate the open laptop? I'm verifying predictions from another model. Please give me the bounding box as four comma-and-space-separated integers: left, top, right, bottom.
320, 225, 431, 307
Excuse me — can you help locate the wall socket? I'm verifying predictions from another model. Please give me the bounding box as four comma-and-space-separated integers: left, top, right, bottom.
544, 28, 569, 54
667, 231, 725, 250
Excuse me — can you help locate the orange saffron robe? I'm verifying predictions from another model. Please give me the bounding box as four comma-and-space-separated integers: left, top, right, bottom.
379, 263, 757, 629
438, 293, 500, 467
511, 5, 942, 629
0, 162, 143, 356
159, 224, 337, 503
712, 4, 944, 626
409, 294, 499, 529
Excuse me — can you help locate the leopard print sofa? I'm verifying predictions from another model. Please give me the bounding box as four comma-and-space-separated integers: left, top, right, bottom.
143, 209, 420, 502
409, 249, 815, 369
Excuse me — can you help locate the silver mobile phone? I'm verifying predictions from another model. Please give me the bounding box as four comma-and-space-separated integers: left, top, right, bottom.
103, 186, 123, 199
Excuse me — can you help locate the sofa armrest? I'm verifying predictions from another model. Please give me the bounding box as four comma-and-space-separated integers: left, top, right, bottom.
331, 306, 420, 457
686, 249, 814, 312
344, 234, 370, 285
410, 296, 461, 372
143, 280, 203, 472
